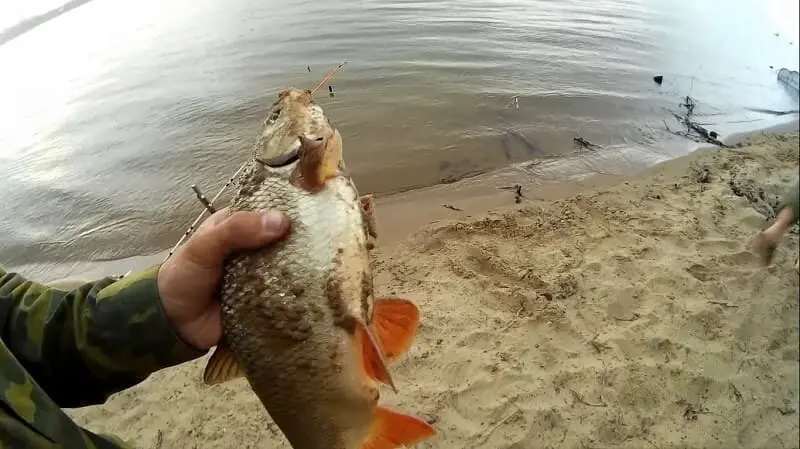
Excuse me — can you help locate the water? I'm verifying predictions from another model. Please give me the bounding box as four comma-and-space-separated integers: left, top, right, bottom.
0, 0, 798, 269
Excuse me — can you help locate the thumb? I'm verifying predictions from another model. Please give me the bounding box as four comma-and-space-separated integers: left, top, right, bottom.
181, 210, 290, 268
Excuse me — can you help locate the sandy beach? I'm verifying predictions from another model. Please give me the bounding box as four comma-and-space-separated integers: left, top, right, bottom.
62, 129, 800, 449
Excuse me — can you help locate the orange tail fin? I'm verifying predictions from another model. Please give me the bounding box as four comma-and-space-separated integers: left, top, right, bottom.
361, 407, 437, 449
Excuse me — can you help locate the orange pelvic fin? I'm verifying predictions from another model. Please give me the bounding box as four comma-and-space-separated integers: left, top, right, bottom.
360, 194, 377, 239
371, 298, 420, 364
203, 341, 246, 385
356, 320, 396, 392
296, 128, 342, 191
360, 407, 437, 449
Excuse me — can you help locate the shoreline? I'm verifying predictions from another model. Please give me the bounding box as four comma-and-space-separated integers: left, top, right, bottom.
7, 118, 799, 284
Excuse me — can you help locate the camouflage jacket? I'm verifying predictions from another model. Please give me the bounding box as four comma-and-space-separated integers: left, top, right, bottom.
0, 265, 207, 448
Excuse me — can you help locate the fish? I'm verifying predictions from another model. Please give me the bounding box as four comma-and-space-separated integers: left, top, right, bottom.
202, 87, 437, 449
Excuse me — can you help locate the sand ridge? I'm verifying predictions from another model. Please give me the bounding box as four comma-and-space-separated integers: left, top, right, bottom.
67, 132, 799, 449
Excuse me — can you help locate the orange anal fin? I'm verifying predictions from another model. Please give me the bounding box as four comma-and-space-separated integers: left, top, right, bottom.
356, 320, 396, 392
361, 407, 437, 449
360, 194, 377, 239
371, 298, 421, 364
296, 129, 342, 191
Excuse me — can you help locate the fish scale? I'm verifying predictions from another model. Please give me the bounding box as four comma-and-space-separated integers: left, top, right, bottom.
202, 88, 436, 449
220, 167, 374, 448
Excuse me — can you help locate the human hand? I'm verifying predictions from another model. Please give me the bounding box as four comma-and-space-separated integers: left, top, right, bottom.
157, 207, 290, 350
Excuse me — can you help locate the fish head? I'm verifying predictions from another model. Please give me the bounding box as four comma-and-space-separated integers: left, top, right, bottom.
253, 87, 351, 196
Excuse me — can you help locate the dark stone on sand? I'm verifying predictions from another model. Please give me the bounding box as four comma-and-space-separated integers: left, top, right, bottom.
699, 169, 710, 184
653, 75, 664, 85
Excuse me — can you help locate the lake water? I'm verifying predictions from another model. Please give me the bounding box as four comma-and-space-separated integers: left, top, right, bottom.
0, 0, 798, 269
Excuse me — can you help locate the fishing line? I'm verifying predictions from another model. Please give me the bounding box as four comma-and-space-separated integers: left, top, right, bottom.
311, 61, 347, 95
165, 61, 349, 261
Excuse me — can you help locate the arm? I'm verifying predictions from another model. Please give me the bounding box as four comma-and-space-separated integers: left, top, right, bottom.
0, 265, 206, 408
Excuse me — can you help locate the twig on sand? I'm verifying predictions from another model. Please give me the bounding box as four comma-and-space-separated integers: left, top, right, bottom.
709, 300, 739, 308
504, 95, 520, 110
569, 388, 607, 407
498, 184, 526, 203
573, 136, 600, 150
664, 107, 728, 148
498, 306, 526, 333
680, 95, 696, 117
468, 406, 523, 449
150, 430, 163, 449
679, 400, 709, 421
499, 184, 525, 203
589, 334, 611, 353
442, 204, 463, 211
768, 424, 799, 449
644, 438, 663, 449
612, 313, 641, 322
729, 382, 743, 402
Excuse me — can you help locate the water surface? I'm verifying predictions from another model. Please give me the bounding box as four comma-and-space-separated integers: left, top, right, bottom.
0, 0, 798, 268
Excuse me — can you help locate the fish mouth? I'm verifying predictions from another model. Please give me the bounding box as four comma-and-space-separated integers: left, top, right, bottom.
255, 132, 327, 169
256, 147, 300, 168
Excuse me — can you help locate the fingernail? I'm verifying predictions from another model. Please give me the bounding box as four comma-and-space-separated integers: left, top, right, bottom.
262, 210, 287, 232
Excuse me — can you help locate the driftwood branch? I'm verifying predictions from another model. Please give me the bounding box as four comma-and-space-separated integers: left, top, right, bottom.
663, 95, 728, 148
573, 136, 600, 150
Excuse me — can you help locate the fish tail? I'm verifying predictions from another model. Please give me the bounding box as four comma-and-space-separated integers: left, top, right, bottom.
360, 407, 436, 449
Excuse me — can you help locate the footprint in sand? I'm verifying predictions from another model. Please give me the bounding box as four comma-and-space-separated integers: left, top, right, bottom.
687, 250, 758, 283
606, 296, 640, 322
686, 263, 717, 281
695, 238, 741, 252
714, 250, 758, 267
686, 309, 725, 341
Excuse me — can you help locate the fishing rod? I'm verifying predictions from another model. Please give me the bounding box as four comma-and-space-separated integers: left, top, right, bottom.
163, 61, 348, 262
163, 160, 250, 262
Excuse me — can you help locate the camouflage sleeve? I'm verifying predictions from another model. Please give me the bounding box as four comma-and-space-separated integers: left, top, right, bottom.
0, 264, 207, 408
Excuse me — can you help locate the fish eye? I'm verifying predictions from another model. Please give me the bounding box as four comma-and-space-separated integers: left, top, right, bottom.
269, 110, 281, 121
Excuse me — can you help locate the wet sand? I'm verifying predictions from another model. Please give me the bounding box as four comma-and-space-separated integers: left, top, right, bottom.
64, 129, 799, 449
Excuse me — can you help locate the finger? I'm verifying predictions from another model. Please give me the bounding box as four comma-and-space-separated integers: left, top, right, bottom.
196, 207, 231, 233
180, 210, 290, 268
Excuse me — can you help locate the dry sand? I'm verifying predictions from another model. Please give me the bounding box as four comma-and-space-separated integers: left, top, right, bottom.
68, 132, 800, 449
